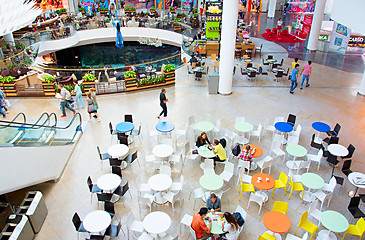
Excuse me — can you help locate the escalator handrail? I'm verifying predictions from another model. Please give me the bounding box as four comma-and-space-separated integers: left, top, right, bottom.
0, 112, 51, 129
0, 112, 82, 131
0, 113, 26, 129
24, 112, 51, 129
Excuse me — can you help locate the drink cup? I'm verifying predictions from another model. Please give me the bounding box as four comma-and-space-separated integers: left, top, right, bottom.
266, 178, 269, 182
257, 177, 262, 181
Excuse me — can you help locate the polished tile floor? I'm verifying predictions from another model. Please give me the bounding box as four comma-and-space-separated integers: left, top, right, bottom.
3, 57, 365, 240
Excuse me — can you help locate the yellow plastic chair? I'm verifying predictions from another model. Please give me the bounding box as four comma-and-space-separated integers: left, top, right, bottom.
258, 232, 276, 240
272, 172, 289, 198
342, 217, 365, 240
272, 201, 288, 214
238, 179, 255, 201
287, 177, 305, 200
294, 211, 318, 240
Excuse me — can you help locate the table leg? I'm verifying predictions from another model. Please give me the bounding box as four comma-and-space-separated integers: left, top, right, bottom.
300, 188, 313, 202
317, 230, 337, 240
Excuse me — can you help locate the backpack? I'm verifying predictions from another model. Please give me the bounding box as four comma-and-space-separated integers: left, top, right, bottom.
232, 144, 241, 156
219, 138, 227, 148
232, 212, 245, 227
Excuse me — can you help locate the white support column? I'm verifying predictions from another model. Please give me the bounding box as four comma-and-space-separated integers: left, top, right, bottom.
261, 0, 269, 12
358, 69, 365, 95
267, 0, 277, 18
3, 33, 15, 46
307, 0, 327, 51
218, 0, 238, 95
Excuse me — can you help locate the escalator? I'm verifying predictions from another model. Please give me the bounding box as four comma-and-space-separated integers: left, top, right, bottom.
0, 112, 82, 147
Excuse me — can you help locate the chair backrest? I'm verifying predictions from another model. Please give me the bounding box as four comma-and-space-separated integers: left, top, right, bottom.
113, 185, 123, 196
173, 190, 181, 202
342, 160, 352, 171
235, 205, 247, 220
356, 218, 365, 232
184, 142, 190, 156
104, 201, 115, 214
189, 226, 197, 240
72, 212, 82, 230
225, 162, 235, 173
97, 193, 112, 202
258, 235, 266, 240
188, 115, 195, 125
346, 144, 355, 158
257, 124, 262, 132
259, 66, 263, 74
271, 139, 282, 150
333, 123, 341, 135
297, 161, 310, 173
295, 124, 302, 135
301, 232, 309, 240
249, 193, 264, 205
204, 159, 214, 169
249, 71, 256, 77
317, 149, 324, 158
131, 151, 138, 163
87, 176, 93, 188
112, 166, 122, 177
348, 196, 360, 209
247, 63, 253, 68
272, 201, 288, 214
109, 122, 114, 135
109, 158, 122, 167
118, 134, 129, 145
275, 71, 284, 77
328, 176, 337, 192
268, 55, 273, 59
96, 146, 102, 158
329, 136, 339, 144
299, 211, 309, 225
278, 172, 288, 186
125, 114, 133, 123
280, 59, 284, 66
241, 173, 252, 183
122, 182, 129, 196
160, 165, 172, 176
308, 199, 320, 214
287, 114, 296, 126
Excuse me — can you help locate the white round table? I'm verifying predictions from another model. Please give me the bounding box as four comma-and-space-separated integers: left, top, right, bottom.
143, 211, 171, 235
348, 172, 365, 196
152, 144, 174, 158
328, 144, 349, 157
108, 144, 130, 169
83, 210, 111, 233
97, 173, 122, 191
148, 174, 172, 204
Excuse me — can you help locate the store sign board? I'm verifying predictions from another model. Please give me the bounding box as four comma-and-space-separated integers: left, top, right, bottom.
329, 22, 351, 54
319, 34, 329, 41
348, 36, 365, 46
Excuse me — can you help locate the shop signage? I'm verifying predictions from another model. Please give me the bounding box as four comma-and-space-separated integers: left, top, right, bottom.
329, 22, 351, 54
319, 34, 329, 41
348, 36, 365, 46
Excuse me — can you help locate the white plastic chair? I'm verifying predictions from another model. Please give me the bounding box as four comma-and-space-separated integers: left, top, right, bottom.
287, 135, 299, 145
216, 186, 230, 203
189, 226, 197, 240
308, 199, 322, 226
212, 119, 221, 137
296, 160, 310, 174
288, 169, 302, 183
159, 165, 172, 176
256, 156, 273, 174
136, 176, 152, 196
219, 162, 234, 182
270, 140, 285, 160
163, 190, 182, 212
138, 193, 154, 215
184, 142, 199, 162
306, 149, 323, 170
180, 214, 193, 236
189, 183, 206, 209
127, 212, 144, 239
138, 232, 155, 240
290, 124, 302, 137
265, 116, 284, 135
170, 175, 184, 192
203, 159, 215, 175
312, 190, 328, 210
285, 232, 309, 240
176, 123, 188, 143
320, 176, 336, 206
247, 192, 265, 215
250, 124, 262, 142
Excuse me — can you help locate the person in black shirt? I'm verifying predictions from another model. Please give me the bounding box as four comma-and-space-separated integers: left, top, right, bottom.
157, 88, 168, 119
189, 55, 198, 65
196, 132, 210, 148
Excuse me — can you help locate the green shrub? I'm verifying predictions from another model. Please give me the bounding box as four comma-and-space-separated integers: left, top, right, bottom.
149, 7, 156, 10
174, 18, 181, 22
124, 70, 136, 78
64, 84, 74, 92
193, 13, 199, 18
0, 76, 15, 83
61, 8, 67, 13
82, 73, 96, 82
42, 75, 55, 84
5, 63, 18, 70
79, 8, 86, 11
163, 64, 175, 72
192, 8, 198, 13
170, 7, 175, 10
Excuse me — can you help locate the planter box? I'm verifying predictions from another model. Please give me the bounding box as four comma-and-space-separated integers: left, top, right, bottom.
42, 82, 56, 96
177, 15, 185, 19
170, 9, 176, 13
163, 70, 175, 81
0, 83, 17, 97
82, 81, 95, 95
125, 77, 137, 90
174, 24, 181, 32
125, 10, 136, 15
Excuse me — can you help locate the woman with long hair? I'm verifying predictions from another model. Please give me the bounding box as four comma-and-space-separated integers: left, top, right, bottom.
196, 132, 210, 147
214, 212, 240, 240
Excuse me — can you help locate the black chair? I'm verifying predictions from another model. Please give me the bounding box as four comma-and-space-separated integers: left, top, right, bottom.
359, 194, 365, 203
129, 151, 140, 166
86, 235, 105, 240
109, 122, 117, 135
347, 197, 365, 219
333, 175, 344, 186
247, 71, 257, 81
327, 154, 339, 166
72, 212, 88, 238
287, 114, 296, 126
124, 114, 133, 123
113, 182, 132, 198
105, 219, 123, 238
272, 63, 280, 69
109, 158, 122, 167
341, 160, 353, 176
274, 71, 284, 82
117, 133, 129, 145
97, 146, 111, 162
324, 136, 339, 145
327, 123, 341, 137
112, 166, 122, 178
96, 193, 113, 203
246, 63, 253, 68
278, 59, 284, 66
267, 55, 273, 59
87, 176, 102, 194
310, 134, 323, 150
104, 201, 115, 218
241, 68, 248, 75
259, 66, 268, 75
282, 68, 290, 76
341, 144, 355, 160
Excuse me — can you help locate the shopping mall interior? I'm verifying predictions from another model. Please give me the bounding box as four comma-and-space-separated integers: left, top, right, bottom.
0, 0, 364, 239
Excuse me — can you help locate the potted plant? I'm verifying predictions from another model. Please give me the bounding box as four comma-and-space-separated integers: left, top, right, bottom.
169, 6, 175, 13
163, 64, 175, 83
82, 72, 96, 93
124, 70, 137, 90
41, 75, 56, 96
177, 12, 185, 18
79, 7, 86, 13
193, 13, 199, 19
149, 7, 156, 13
174, 18, 181, 22
61, 8, 67, 14
0, 76, 17, 96
125, 7, 136, 15
192, 8, 198, 13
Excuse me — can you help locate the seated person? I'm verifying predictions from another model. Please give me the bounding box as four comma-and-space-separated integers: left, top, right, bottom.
213, 212, 240, 240
206, 193, 221, 212
189, 54, 198, 66
191, 207, 213, 240
238, 145, 255, 168
212, 139, 227, 163
196, 132, 210, 148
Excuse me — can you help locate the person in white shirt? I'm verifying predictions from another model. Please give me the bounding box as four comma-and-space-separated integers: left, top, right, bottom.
214, 212, 240, 240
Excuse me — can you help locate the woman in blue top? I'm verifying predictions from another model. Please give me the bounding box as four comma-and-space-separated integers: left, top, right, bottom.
73, 80, 85, 109
206, 193, 221, 212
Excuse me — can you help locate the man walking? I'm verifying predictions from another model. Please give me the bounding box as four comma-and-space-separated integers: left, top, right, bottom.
300, 60, 312, 89
290, 64, 299, 94
157, 88, 168, 119
58, 84, 76, 117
